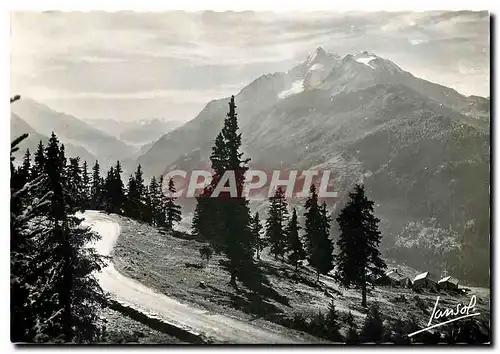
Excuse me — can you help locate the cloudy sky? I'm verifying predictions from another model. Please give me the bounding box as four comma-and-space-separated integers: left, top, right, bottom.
11, 11, 490, 122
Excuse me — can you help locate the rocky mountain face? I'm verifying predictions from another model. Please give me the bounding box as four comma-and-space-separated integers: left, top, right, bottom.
135, 47, 490, 285
11, 98, 135, 167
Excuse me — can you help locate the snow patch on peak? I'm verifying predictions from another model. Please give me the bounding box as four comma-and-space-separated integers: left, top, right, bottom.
278, 80, 304, 99
355, 56, 377, 69
309, 63, 325, 71
353, 51, 379, 69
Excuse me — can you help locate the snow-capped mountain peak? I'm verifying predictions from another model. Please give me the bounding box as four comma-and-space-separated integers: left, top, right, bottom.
350, 50, 404, 74
305, 46, 340, 69
277, 48, 411, 100
278, 47, 342, 99
306, 46, 328, 65
353, 51, 379, 69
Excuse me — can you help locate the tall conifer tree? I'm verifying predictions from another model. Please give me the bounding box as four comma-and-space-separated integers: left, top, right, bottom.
192, 95, 253, 285
304, 185, 334, 281
250, 212, 264, 259
81, 161, 90, 209
113, 161, 125, 214
335, 184, 386, 307
265, 187, 288, 259
164, 177, 182, 230
32, 132, 106, 342
67, 157, 83, 211
286, 208, 306, 271
31, 140, 45, 181
90, 161, 102, 210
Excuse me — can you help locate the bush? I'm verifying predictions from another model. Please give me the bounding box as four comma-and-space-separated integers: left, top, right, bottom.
444, 318, 490, 344
308, 311, 328, 339
388, 318, 411, 344
325, 302, 343, 342
360, 304, 385, 343
103, 330, 140, 344
199, 245, 214, 266
344, 311, 359, 344
291, 312, 309, 332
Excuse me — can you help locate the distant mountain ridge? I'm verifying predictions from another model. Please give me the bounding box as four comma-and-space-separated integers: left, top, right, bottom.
11, 98, 136, 167
119, 119, 181, 145
10, 113, 98, 165
86, 118, 180, 145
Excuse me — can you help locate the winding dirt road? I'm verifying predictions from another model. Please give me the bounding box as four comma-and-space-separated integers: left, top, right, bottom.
82, 210, 311, 344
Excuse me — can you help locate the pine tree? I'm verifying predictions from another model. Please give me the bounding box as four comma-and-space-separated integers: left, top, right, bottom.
101, 162, 126, 215
17, 148, 31, 186
112, 161, 125, 214
191, 198, 204, 237
147, 176, 160, 226
250, 212, 264, 259
125, 174, 138, 220
135, 165, 146, 222
31, 140, 46, 181
335, 184, 386, 307
142, 184, 153, 224
156, 175, 167, 227
103, 166, 115, 213
210, 132, 228, 175
265, 187, 288, 259
90, 161, 102, 210
164, 177, 181, 230
345, 311, 360, 344
286, 208, 306, 271
325, 301, 342, 342
390, 318, 411, 344
192, 132, 227, 248
124, 165, 145, 221
67, 157, 84, 211
135, 164, 145, 198
11, 133, 52, 342
192, 184, 223, 249
35, 133, 106, 342
81, 161, 90, 209
220, 96, 253, 285
360, 304, 385, 343
304, 185, 334, 281
192, 95, 253, 286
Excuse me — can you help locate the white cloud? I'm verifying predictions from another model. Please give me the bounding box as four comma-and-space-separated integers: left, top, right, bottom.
409, 39, 429, 45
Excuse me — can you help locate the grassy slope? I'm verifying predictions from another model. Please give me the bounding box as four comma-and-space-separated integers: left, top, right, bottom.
110, 214, 490, 341
101, 308, 185, 344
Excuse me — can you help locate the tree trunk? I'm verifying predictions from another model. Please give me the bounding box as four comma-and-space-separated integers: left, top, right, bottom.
361, 271, 367, 307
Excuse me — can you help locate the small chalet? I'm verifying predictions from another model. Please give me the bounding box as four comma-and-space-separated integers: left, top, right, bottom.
385, 269, 411, 288
412, 271, 439, 291
438, 276, 460, 291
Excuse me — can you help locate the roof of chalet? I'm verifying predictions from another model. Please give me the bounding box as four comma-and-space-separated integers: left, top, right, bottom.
413, 271, 439, 282
438, 276, 460, 285
386, 270, 408, 281
385, 268, 398, 276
